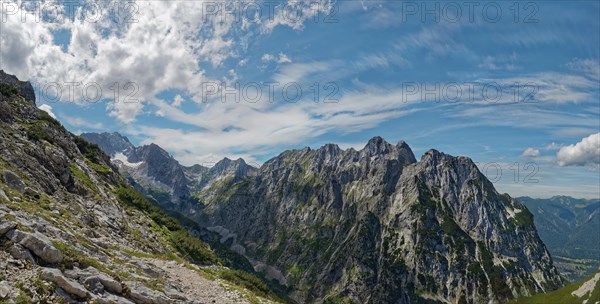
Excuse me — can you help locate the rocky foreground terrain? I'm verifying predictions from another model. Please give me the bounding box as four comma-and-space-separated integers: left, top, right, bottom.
0, 71, 281, 303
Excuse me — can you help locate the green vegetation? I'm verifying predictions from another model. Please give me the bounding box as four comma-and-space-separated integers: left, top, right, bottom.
69, 163, 97, 193
513, 208, 534, 227
0, 83, 19, 97
478, 243, 512, 299
508, 271, 600, 304
52, 241, 107, 272
74, 135, 109, 166
38, 111, 61, 127
14, 290, 32, 304
219, 268, 273, 300
26, 122, 54, 143
114, 185, 219, 265
84, 158, 112, 175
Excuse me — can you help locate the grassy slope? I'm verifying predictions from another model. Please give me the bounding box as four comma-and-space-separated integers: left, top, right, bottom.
508, 271, 600, 304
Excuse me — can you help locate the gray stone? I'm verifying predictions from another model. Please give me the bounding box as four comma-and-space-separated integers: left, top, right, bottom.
0, 281, 17, 299
0, 221, 16, 236
95, 273, 123, 294
83, 276, 105, 294
2, 171, 25, 193
8, 243, 35, 264
92, 294, 135, 304
23, 187, 38, 198
6, 229, 62, 263
163, 286, 188, 301
125, 281, 170, 304
41, 268, 90, 299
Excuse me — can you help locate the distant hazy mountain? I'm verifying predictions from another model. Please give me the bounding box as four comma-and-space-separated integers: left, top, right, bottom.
517, 196, 600, 282
85, 132, 565, 303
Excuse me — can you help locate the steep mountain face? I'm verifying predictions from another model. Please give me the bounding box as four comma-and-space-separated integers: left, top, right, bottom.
82, 133, 257, 212
517, 196, 600, 282
0, 71, 279, 303
80, 132, 135, 157
191, 138, 564, 303
80, 133, 194, 208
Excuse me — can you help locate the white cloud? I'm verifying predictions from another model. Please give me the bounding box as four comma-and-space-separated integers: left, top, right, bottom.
62, 115, 104, 130
172, 95, 184, 107
566, 58, 600, 80
556, 133, 600, 168
261, 53, 275, 62
277, 53, 292, 64
263, 53, 292, 64
545, 142, 562, 150
1, 0, 324, 124
521, 147, 540, 157
38, 104, 56, 119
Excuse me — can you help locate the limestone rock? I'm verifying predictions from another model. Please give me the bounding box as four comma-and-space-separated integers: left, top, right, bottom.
2, 171, 25, 193
7, 243, 35, 264
41, 267, 90, 299
6, 230, 62, 264
125, 281, 170, 304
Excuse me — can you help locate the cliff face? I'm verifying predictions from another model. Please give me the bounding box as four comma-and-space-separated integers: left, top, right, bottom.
194, 138, 563, 303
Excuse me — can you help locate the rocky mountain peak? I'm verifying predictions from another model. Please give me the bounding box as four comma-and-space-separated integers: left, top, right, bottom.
80, 132, 134, 157
361, 136, 391, 156
0, 70, 36, 105
209, 157, 254, 177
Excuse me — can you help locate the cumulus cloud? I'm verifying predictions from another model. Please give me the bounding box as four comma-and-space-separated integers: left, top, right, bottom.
556, 133, 600, 168
1, 0, 325, 124
38, 104, 56, 118
521, 147, 540, 157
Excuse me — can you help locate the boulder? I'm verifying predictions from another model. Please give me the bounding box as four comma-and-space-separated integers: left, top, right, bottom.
0, 281, 17, 299
83, 276, 105, 294
0, 221, 16, 236
65, 267, 123, 295
40, 268, 90, 299
6, 229, 62, 263
94, 272, 123, 294
85, 274, 125, 295
163, 286, 188, 301
8, 243, 35, 264
1, 171, 25, 193
125, 281, 170, 304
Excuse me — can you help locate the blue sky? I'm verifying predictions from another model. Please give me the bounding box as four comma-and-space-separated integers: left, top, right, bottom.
1, 0, 599, 198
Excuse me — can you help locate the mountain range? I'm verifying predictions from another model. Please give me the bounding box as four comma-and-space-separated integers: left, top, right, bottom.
82, 132, 566, 303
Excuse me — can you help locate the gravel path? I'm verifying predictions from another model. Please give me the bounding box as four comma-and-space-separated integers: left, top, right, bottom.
147, 258, 272, 304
